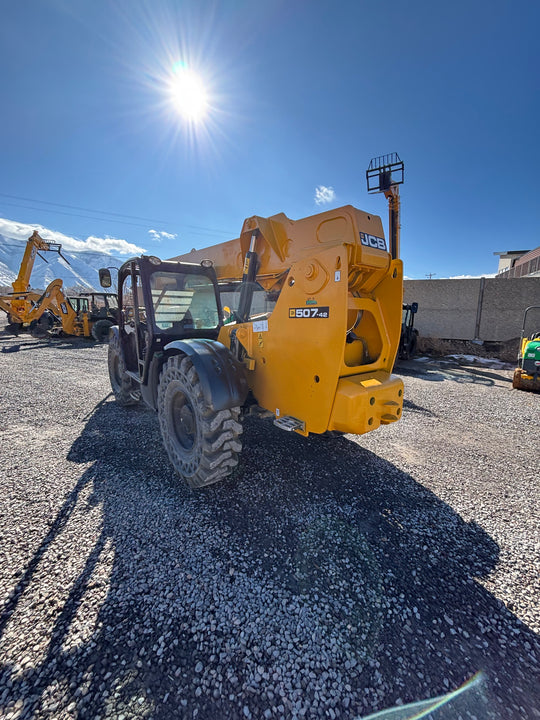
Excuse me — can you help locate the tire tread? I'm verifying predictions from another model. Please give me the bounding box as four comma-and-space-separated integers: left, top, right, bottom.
108, 333, 139, 406
157, 354, 243, 488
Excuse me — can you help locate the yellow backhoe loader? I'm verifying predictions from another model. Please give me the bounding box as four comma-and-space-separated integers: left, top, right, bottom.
100, 154, 405, 487
23, 280, 118, 340
1, 231, 117, 340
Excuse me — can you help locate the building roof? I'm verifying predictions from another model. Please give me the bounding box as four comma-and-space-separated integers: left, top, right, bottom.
493, 250, 530, 257
495, 245, 540, 278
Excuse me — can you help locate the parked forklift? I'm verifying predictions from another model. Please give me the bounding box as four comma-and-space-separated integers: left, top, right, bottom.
512, 306, 540, 391
100, 154, 405, 488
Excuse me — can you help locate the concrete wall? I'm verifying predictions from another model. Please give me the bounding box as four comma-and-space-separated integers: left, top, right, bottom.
404, 277, 540, 341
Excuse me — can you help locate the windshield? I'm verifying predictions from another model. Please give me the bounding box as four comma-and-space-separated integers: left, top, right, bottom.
149, 271, 219, 331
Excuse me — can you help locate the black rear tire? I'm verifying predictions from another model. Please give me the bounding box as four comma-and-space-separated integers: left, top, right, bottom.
108, 332, 140, 406
157, 354, 243, 488
408, 332, 418, 359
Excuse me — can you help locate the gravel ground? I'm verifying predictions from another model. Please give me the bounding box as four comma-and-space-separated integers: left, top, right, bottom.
0, 324, 539, 720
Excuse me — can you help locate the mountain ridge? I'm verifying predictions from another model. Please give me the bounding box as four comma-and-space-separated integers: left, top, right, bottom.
0, 234, 125, 291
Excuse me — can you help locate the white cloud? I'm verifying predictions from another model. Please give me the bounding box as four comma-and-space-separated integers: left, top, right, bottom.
314, 185, 336, 205
447, 273, 496, 279
0, 217, 145, 255
148, 229, 177, 241
84, 235, 146, 255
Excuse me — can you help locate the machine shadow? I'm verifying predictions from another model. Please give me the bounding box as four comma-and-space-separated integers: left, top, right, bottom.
396, 361, 512, 387
0, 403, 538, 720
0, 333, 96, 354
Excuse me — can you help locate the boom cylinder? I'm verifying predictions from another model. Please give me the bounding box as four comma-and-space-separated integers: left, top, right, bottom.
236, 231, 259, 323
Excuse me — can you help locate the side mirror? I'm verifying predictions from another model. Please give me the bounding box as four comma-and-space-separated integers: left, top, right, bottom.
411, 302, 418, 314
99, 268, 112, 288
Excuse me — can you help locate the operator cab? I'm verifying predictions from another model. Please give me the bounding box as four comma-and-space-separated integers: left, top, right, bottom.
67, 292, 119, 322
100, 256, 223, 387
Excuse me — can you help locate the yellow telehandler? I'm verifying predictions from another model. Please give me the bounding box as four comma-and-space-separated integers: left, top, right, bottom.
0, 231, 68, 333
99, 154, 405, 487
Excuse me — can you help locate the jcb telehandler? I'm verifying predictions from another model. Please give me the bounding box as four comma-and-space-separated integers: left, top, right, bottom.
0, 230, 68, 333
100, 155, 405, 488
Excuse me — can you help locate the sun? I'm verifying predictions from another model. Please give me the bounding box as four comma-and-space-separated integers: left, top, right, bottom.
169, 62, 209, 122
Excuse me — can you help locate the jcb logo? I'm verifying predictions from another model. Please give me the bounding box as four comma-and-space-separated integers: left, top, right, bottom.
360, 232, 387, 251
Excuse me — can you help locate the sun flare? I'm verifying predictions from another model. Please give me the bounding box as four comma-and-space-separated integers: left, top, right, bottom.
169, 63, 209, 122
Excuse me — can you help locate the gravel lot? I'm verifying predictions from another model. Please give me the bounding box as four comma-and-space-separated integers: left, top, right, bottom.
0, 325, 539, 720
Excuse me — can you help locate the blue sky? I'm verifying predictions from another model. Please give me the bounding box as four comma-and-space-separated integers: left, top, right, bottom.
1, 0, 538, 278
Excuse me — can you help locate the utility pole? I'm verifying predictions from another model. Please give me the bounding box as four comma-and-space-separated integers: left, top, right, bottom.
425, 272, 436, 279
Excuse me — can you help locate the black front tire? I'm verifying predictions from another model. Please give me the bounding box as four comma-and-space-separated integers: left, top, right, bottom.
30, 312, 55, 338
5, 315, 21, 336
157, 354, 243, 488
92, 319, 114, 342
108, 332, 140, 406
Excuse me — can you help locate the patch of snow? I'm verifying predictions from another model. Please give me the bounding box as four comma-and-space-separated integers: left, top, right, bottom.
0, 234, 124, 291
445, 354, 511, 369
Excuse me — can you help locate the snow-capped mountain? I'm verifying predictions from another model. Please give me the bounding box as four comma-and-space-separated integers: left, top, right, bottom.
0, 234, 125, 291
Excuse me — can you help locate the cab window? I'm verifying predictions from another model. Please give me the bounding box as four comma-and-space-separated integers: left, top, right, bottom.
121, 272, 146, 324
150, 272, 219, 331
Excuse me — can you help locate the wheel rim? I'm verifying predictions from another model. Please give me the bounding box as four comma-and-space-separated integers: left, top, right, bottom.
171, 391, 196, 451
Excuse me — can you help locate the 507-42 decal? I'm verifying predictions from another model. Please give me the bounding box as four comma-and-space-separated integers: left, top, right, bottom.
289, 306, 330, 318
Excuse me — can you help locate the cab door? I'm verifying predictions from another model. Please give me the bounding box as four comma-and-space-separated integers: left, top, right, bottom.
119, 263, 147, 377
